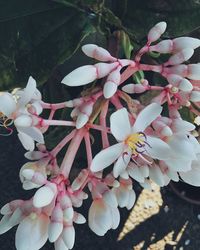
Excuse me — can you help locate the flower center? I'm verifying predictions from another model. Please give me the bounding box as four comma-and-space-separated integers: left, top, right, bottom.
125, 132, 146, 155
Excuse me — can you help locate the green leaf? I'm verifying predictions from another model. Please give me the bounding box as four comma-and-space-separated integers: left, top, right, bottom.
0, 0, 96, 90
120, 31, 134, 59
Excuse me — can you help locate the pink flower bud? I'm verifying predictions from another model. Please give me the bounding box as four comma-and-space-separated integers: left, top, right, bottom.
61, 65, 97, 86
71, 169, 88, 191
166, 48, 194, 65
94, 62, 119, 78
62, 226, 75, 249
82, 44, 116, 61
73, 212, 86, 224
122, 83, 146, 94
63, 207, 74, 222
164, 65, 188, 77
149, 39, 173, 53
49, 205, 63, 242
167, 74, 193, 91
187, 64, 200, 80
147, 22, 167, 43
173, 37, 200, 52
33, 183, 56, 208
190, 91, 200, 102
103, 67, 121, 98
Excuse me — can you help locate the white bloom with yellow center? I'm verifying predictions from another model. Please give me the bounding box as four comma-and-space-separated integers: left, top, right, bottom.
91, 103, 171, 177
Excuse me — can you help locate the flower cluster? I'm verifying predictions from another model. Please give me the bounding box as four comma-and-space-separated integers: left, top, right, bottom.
1, 22, 200, 250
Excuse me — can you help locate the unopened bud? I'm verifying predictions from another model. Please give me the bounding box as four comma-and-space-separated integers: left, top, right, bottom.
14, 115, 32, 127
149, 39, 173, 53
82, 44, 116, 62
173, 37, 200, 52
148, 22, 167, 43
190, 91, 200, 102
166, 48, 194, 66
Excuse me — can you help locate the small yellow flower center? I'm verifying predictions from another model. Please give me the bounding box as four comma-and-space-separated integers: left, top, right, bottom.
170, 86, 178, 93
125, 133, 145, 155
29, 212, 37, 220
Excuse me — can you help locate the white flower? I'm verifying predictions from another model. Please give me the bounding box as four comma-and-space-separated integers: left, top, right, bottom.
0, 76, 44, 151
91, 103, 171, 177
88, 186, 119, 236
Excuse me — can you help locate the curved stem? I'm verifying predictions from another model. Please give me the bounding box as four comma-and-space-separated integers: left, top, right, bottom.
100, 100, 110, 149
84, 131, 93, 168
42, 119, 75, 127
60, 128, 86, 178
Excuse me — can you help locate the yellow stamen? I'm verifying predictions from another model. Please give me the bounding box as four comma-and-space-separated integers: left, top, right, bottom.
125, 133, 145, 155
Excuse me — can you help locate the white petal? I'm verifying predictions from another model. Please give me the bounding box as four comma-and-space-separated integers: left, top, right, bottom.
139, 165, 149, 178
126, 189, 136, 209
0, 93, 16, 117
132, 103, 162, 132
115, 187, 129, 208
62, 226, 75, 249
33, 186, 55, 208
62, 65, 97, 86
15, 213, 49, 250
103, 190, 118, 208
48, 222, 63, 242
180, 166, 200, 186
149, 166, 165, 186
18, 76, 37, 106
167, 135, 196, 159
63, 207, 74, 222
110, 108, 131, 141
172, 119, 195, 133
127, 164, 145, 183
110, 207, 120, 229
55, 237, 69, 250
113, 152, 131, 178
91, 143, 124, 172
0, 215, 12, 234
73, 212, 86, 224
88, 200, 111, 236
145, 136, 171, 160
19, 127, 44, 144
18, 132, 35, 151
165, 158, 192, 172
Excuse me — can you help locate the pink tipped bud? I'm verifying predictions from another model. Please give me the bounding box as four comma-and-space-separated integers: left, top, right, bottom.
76, 103, 93, 129
148, 22, 167, 43
152, 120, 172, 137
167, 74, 193, 91
62, 226, 75, 249
82, 44, 116, 62
49, 205, 63, 242
71, 169, 88, 191
190, 91, 200, 102
166, 48, 194, 65
187, 64, 200, 80
60, 195, 72, 209
63, 207, 74, 222
33, 183, 56, 208
164, 65, 188, 77
61, 65, 97, 86
14, 115, 32, 127
1, 200, 23, 215
94, 62, 119, 78
103, 67, 121, 98
73, 212, 86, 224
103, 82, 118, 99
173, 37, 200, 52
122, 83, 146, 94
65, 98, 83, 108
149, 39, 173, 53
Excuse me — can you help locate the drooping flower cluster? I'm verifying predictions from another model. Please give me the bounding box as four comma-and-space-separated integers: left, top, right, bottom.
1, 21, 200, 250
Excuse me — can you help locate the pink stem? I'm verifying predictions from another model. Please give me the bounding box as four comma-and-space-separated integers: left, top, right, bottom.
110, 95, 124, 109
60, 128, 86, 178
51, 129, 76, 157
41, 102, 68, 110
100, 100, 110, 148
42, 109, 56, 133
41, 119, 75, 127
120, 65, 138, 85
84, 132, 93, 167
87, 124, 110, 133
138, 64, 163, 73
148, 86, 164, 91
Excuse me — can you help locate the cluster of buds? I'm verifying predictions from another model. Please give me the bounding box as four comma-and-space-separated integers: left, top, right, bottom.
1, 21, 200, 250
